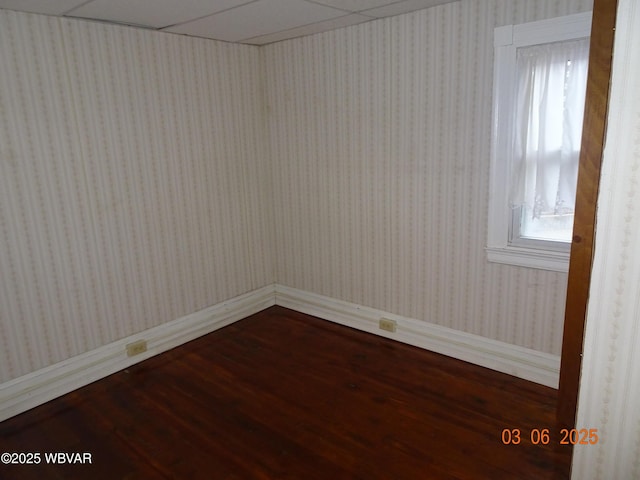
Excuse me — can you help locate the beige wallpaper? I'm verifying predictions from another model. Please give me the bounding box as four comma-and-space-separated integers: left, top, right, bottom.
0, 0, 595, 385
0, 10, 273, 383
264, 0, 592, 355
572, 0, 640, 476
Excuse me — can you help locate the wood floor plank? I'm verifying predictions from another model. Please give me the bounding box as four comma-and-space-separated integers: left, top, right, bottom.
0, 306, 571, 479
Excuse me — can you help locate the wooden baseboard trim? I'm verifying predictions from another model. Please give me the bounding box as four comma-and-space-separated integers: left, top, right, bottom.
275, 284, 560, 388
1, 282, 561, 422
0, 285, 276, 422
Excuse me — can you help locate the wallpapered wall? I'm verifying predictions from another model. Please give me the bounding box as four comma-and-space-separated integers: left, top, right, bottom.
572, 0, 640, 476
264, 0, 592, 355
0, 0, 594, 385
0, 10, 273, 383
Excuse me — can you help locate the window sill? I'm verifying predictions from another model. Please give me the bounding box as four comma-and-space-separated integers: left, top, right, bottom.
486, 246, 569, 272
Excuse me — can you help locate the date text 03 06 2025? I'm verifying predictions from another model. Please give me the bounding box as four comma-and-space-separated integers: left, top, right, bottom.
501, 428, 599, 446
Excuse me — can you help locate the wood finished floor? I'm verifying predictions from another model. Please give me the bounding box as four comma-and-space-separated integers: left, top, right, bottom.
0, 306, 571, 479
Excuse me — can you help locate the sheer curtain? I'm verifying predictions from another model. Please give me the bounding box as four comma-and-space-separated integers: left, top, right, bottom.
510, 38, 590, 222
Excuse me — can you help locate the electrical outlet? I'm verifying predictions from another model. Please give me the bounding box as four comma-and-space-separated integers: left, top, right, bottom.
379, 318, 397, 333
126, 340, 147, 357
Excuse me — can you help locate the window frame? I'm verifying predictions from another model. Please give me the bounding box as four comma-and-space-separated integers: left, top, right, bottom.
486, 11, 592, 272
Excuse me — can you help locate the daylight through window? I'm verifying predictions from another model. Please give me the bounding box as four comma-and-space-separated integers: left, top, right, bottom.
486, 12, 592, 272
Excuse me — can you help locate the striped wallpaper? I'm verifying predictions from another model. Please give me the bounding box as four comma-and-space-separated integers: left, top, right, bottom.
572, 0, 640, 477
0, 0, 595, 385
264, 0, 592, 355
0, 10, 273, 383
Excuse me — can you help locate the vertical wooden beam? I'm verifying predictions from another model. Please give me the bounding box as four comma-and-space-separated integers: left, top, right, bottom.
557, 0, 618, 428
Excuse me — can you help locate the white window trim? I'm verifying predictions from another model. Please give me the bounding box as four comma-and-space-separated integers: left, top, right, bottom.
487, 12, 592, 273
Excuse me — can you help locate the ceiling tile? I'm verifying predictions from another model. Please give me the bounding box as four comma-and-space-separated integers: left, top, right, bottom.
1, 0, 462, 45
67, 0, 253, 28
243, 13, 372, 45
311, 0, 397, 12
363, 0, 456, 18
164, 0, 346, 42
0, 0, 86, 15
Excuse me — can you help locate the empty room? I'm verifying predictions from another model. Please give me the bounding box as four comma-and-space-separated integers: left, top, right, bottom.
0, 0, 638, 478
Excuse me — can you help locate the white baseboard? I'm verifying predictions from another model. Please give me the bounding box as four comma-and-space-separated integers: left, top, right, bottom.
1, 282, 560, 422
275, 284, 560, 388
0, 285, 276, 422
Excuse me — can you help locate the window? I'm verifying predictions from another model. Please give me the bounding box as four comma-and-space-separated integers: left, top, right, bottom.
487, 12, 591, 272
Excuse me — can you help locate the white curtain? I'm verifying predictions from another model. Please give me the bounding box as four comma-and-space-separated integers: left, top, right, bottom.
510, 38, 590, 219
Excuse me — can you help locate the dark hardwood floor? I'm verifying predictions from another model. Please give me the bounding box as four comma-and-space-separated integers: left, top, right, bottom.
0, 306, 571, 479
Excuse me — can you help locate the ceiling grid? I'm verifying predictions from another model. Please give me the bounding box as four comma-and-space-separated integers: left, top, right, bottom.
0, 0, 457, 45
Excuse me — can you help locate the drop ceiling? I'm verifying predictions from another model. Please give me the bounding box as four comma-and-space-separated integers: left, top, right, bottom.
0, 0, 457, 45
